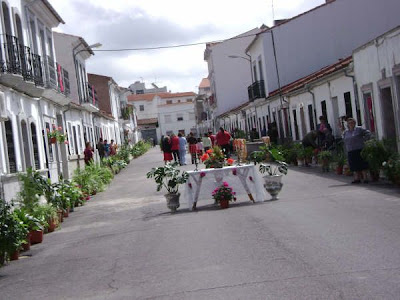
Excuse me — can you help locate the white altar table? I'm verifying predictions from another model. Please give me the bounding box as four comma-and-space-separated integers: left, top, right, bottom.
183, 164, 268, 210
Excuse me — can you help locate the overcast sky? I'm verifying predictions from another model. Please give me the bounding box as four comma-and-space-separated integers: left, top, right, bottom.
51, 0, 325, 93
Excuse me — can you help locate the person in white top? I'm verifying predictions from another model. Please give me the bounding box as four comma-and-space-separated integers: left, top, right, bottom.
201, 133, 212, 151
178, 133, 187, 165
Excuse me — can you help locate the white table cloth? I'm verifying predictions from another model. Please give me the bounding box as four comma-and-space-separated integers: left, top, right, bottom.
183, 164, 268, 209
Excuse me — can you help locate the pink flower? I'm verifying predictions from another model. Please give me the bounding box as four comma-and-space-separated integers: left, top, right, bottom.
64, 141, 69, 145
223, 181, 229, 187
58, 126, 62, 131
232, 169, 237, 175
233, 192, 236, 195
200, 172, 206, 178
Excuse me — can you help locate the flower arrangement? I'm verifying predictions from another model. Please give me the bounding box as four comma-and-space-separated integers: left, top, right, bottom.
47, 125, 67, 143
200, 146, 234, 168
212, 181, 236, 203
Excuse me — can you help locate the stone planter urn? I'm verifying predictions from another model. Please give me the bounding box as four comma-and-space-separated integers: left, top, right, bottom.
164, 193, 180, 213
263, 175, 283, 201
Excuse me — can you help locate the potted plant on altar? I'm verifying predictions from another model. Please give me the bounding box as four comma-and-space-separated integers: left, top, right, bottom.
258, 147, 288, 201
201, 146, 234, 168
146, 162, 189, 213
212, 182, 236, 209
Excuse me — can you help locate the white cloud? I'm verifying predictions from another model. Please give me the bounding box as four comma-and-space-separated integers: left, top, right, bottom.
50, 0, 325, 92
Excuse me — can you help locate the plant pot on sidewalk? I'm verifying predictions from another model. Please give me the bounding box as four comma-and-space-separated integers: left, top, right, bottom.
10, 250, 19, 261
30, 230, 43, 245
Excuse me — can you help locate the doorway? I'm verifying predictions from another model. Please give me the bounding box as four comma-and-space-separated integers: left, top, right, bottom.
380, 87, 396, 142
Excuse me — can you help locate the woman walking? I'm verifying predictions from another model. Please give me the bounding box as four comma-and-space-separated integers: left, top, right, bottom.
342, 117, 371, 183
162, 136, 173, 164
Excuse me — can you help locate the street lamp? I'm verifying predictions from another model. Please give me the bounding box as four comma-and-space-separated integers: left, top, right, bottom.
72, 42, 102, 106
73, 42, 102, 59
228, 55, 254, 83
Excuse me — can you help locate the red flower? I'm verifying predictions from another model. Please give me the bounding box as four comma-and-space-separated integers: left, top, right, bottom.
206, 149, 213, 154
200, 172, 206, 178
201, 153, 209, 162
227, 158, 234, 165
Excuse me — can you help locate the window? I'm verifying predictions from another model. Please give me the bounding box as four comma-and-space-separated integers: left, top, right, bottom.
31, 123, 40, 169
21, 120, 32, 170
321, 100, 327, 122
186, 99, 192, 102
292, 109, 299, 140
45, 122, 54, 161
344, 92, 353, 118
308, 104, 315, 130
136, 90, 144, 94
72, 126, 79, 154
5, 120, 16, 173
164, 115, 172, 123
177, 114, 183, 121
363, 92, 375, 132
139, 105, 144, 111
258, 57, 264, 81
166, 100, 172, 104
177, 100, 181, 103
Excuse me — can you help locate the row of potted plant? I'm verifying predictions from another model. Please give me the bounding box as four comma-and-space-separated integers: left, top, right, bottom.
0, 141, 152, 266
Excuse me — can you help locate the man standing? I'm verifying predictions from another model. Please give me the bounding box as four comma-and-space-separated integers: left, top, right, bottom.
97, 138, 105, 160
178, 133, 187, 165
216, 127, 231, 157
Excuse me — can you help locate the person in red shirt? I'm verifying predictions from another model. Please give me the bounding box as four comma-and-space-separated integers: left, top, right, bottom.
170, 133, 180, 164
208, 130, 216, 146
84, 142, 93, 165
216, 127, 231, 157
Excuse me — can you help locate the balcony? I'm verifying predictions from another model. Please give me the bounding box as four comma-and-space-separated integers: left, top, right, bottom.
42, 56, 70, 105
247, 80, 266, 101
0, 35, 44, 97
82, 82, 99, 112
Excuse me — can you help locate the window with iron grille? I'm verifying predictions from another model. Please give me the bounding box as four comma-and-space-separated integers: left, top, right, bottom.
31, 122, 40, 169
4, 120, 16, 173
139, 105, 144, 111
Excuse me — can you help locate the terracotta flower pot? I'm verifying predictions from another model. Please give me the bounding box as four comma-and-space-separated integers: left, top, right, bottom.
50, 137, 57, 144
22, 236, 31, 251
63, 208, 69, 218
10, 250, 19, 261
336, 166, 343, 175
57, 210, 64, 223
47, 218, 56, 233
219, 199, 229, 209
30, 230, 43, 245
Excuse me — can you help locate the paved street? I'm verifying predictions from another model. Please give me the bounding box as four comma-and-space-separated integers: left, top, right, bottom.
1, 147, 400, 299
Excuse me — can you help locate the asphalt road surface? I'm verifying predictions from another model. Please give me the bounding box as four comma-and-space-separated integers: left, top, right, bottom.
1, 147, 400, 299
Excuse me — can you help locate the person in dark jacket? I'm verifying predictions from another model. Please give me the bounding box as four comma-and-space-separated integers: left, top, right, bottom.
162, 136, 173, 164
97, 138, 105, 160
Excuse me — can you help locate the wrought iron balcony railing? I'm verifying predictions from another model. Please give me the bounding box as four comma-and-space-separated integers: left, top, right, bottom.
0, 34, 44, 86
247, 80, 266, 101
84, 82, 99, 107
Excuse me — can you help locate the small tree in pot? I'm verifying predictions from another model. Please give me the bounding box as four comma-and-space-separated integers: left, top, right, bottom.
147, 162, 189, 213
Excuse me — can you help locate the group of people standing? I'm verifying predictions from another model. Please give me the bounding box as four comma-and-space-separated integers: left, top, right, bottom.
83, 138, 119, 166
161, 127, 233, 165
302, 115, 371, 184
